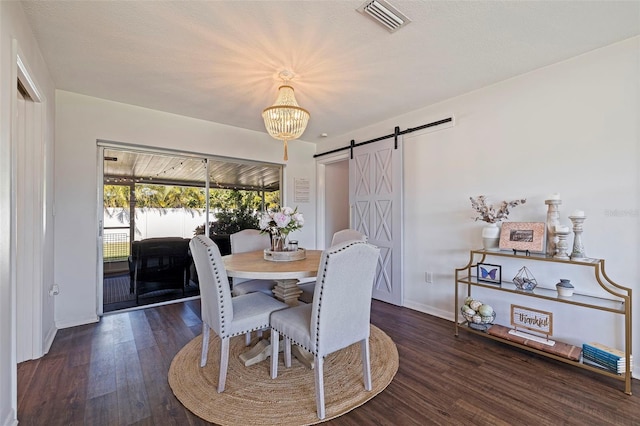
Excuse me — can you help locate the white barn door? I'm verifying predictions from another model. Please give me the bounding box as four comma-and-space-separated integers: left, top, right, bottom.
350, 136, 403, 305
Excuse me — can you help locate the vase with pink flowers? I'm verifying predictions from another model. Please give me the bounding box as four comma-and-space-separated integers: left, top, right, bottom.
259, 206, 304, 252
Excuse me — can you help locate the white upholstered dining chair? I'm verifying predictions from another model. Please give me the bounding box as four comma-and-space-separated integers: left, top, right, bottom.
298, 229, 368, 304
269, 240, 380, 419
189, 235, 287, 392
229, 229, 277, 297
229, 229, 279, 344
330, 228, 369, 246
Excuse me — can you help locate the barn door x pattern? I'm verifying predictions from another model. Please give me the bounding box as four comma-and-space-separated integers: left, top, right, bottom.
352, 147, 394, 295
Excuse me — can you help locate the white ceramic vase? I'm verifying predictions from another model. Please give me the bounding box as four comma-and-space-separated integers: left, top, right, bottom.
556, 279, 575, 297
482, 223, 500, 251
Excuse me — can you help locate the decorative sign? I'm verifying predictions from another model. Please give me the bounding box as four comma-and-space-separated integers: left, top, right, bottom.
294, 178, 310, 203
510, 305, 553, 336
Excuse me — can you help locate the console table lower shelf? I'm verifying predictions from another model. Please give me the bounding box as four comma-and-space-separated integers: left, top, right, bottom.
486, 324, 581, 360
458, 323, 632, 394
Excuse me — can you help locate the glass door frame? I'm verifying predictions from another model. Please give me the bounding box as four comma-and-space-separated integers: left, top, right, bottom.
96, 142, 282, 316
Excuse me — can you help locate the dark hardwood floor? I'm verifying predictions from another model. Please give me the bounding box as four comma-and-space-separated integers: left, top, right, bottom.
17, 299, 639, 425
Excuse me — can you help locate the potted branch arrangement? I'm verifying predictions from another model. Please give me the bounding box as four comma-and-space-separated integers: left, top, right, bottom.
470, 195, 526, 251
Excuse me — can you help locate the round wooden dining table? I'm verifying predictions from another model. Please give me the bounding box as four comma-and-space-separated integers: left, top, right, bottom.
222, 249, 322, 367
222, 249, 323, 307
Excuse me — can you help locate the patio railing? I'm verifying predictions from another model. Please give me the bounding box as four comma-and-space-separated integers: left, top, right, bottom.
103, 231, 130, 262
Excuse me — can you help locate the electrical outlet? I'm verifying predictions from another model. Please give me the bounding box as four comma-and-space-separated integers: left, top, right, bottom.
425, 271, 433, 284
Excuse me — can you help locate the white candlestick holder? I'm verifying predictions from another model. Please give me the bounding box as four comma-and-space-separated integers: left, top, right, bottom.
545, 199, 561, 257
554, 230, 571, 260
569, 215, 587, 261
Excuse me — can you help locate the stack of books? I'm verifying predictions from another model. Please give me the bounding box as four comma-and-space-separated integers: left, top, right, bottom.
582, 342, 633, 374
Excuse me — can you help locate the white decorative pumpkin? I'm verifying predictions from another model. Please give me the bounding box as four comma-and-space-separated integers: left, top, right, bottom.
469, 300, 483, 311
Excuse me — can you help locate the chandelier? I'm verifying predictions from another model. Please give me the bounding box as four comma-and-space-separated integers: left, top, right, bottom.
262, 71, 310, 161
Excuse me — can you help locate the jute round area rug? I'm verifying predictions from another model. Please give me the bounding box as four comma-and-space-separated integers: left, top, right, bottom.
168, 325, 398, 425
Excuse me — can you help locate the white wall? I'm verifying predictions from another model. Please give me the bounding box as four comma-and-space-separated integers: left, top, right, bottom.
320, 37, 640, 377
323, 160, 349, 246
54, 91, 317, 328
0, 2, 56, 424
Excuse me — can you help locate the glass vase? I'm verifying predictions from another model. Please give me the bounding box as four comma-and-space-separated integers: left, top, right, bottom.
271, 233, 287, 251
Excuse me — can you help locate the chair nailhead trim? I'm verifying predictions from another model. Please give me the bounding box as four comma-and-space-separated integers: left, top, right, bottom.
225, 322, 271, 338
313, 241, 366, 348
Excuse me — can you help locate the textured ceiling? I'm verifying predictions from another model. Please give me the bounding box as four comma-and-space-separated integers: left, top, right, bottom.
103, 148, 282, 191
21, 1, 640, 145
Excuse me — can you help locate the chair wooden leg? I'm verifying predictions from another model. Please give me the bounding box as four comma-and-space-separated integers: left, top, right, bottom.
284, 337, 292, 368
245, 332, 252, 346
200, 324, 210, 367
361, 338, 372, 391
270, 330, 280, 379
218, 336, 230, 393
315, 355, 325, 419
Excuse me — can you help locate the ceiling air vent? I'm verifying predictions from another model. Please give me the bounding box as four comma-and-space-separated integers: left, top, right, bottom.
357, 0, 411, 33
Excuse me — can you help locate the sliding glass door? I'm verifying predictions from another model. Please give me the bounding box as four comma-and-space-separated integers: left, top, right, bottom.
98, 143, 282, 313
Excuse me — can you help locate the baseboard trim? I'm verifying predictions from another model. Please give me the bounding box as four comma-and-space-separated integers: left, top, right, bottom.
403, 300, 453, 322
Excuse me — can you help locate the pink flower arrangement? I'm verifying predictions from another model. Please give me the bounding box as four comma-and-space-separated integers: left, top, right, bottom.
259, 206, 304, 237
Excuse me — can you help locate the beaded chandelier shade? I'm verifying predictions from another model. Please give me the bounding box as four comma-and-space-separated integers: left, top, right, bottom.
262, 84, 310, 161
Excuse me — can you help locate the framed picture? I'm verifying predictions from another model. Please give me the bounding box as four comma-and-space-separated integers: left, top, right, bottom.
476, 263, 501, 284
499, 222, 545, 253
